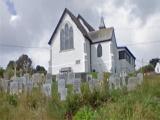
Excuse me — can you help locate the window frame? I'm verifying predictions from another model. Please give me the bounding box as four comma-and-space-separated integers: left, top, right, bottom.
97, 43, 102, 57
60, 23, 74, 51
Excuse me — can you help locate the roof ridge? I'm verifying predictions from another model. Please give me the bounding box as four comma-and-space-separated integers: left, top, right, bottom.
77, 14, 95, 32
48, 8, 91, 45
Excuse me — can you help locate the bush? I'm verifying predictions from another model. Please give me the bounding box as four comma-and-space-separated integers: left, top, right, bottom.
7, 94, 18, 107
0, 67, 4, 78
73, 106, 97, 120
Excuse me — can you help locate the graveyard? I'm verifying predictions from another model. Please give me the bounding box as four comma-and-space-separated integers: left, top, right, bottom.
0, 73, 160, 120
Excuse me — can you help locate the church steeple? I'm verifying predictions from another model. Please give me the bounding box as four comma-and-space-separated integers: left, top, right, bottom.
99, 16, 106, 29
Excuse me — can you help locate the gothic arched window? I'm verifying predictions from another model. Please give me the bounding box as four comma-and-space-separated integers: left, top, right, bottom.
60, 23, 74, 51
97, 44, 102, 57
69, 27, 73, 48
60, 29, 65, 50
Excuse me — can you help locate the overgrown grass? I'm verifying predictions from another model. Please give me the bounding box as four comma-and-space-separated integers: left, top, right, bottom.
74, 75, 160, 120
0, 75, 160, 120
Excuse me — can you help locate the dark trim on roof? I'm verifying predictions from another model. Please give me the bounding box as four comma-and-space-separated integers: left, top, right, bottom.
77, 14, 95, 32
91, 39, 111, 44
48, 8, 92, 45
118, 46, 136, 59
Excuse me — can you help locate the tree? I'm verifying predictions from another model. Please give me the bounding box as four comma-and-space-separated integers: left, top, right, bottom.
0, 67, 4, 78
141, 64, 154, 73
35, 65, 47, 75
16, 54, 32, 74
5, 68, 14, 79
6, 60, 15, 70
149, 58, 160, 68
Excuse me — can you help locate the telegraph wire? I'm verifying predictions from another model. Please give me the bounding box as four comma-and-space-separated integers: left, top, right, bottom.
125, 40, 160, 46
0, 40, 160, 49
0, 43, 49, 49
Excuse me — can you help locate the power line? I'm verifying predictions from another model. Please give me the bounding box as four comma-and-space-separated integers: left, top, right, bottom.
124, 40, 160, 46
0, 43, 49, 49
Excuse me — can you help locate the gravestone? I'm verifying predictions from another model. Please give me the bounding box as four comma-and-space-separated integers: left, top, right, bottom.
109, 75, 121, 89
46, 73, 52, 84
58, 79, 66, 93
60, 88, 67, 101
73, 78, 81, 93
10, 81, 18, 94
88, 75, 94, 90
127, 77, 137, 91
25, 80, 33, 93
67, 72, 75, 84
1, 80, 10, 93
42, 83, 51, 97
137, 73, 143, 85
98, 72, 104, 81
32, 73, 45, 87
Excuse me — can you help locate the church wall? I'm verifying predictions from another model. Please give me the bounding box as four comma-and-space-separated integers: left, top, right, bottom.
91, 41, 112, 72
84, 38, 91, 72
50, 13, 87, 75
118, 48, 135, 75
110, 33, 120, 74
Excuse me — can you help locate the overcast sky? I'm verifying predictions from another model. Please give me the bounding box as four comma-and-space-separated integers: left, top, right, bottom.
0, 0, 160, 70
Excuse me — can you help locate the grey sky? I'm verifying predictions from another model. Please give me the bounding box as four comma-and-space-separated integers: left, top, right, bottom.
0, 0, 160, 69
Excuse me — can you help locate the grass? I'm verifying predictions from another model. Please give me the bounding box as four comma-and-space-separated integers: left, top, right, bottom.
0, 75, 160, 120
79, 75, 160, 120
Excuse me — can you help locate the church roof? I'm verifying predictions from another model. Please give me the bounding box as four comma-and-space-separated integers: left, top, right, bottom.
48, 8, 114, 45
118, 46, 136, 59
48, 8, 92, 45
88, 27, 114, 43
77, 14, 95, 32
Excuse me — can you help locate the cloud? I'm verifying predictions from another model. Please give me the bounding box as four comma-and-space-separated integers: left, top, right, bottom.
0, 0, 160, 70
3, 0, 17, 15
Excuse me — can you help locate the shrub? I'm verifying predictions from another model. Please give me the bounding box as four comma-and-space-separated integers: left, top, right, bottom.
73, 106, 97, 120
7, 94, 18, 107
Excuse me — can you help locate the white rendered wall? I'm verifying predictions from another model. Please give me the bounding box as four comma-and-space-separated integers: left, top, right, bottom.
50, 13, 87, 75
91, 41, 112, 72
119, 59, 135, 74
110, 33, 120, 74
85, 39, 91, 72
118, 48, 135, 75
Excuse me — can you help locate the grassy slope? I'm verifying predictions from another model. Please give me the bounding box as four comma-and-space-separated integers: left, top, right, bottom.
95, 75, 160, 120
0, 75, 160, 120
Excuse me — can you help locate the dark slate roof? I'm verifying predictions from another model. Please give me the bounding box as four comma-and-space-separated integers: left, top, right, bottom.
117, 46, 136, 59
88, 27, 114, 43
77, 14, 95, 32
48, 8, 91, 45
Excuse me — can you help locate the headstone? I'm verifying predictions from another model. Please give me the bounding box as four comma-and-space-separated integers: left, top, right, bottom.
67, 72, 75, 84
25, 80, 33, 93
46, 73, 52, 84
127, 77, 137, 91
60, 88, 67, 101
32, 73, 45, 87
10, 80, 23, 94
42, 83, 52, 97
98, 72, 104, 81
137, 73, 143, 85
109, 75, 121, 89
155, 62, 160, 74
1, 80, 10, 93
88, 75, 93, 90
73, 78, 81, 93
58, 79, 66, 93
10, 81, 18, 94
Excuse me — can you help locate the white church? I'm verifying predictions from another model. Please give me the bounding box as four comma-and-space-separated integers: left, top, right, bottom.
48, 8, 136, 76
